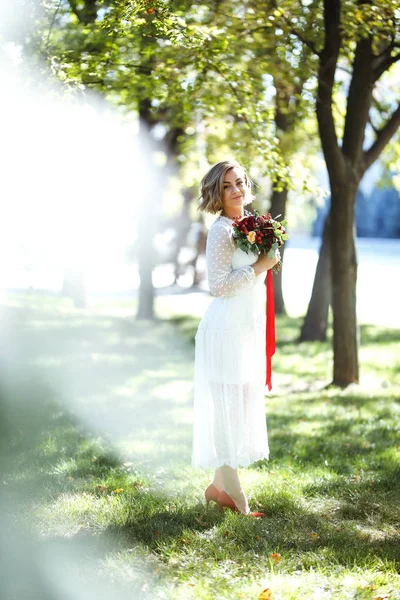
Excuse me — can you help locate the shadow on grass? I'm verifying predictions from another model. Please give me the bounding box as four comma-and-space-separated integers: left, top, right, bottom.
1, 295, 400, 587
46, 488, 400, 575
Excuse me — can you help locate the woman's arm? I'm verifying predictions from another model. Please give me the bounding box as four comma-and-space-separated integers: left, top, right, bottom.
206, 221, 280, 296
206, 221, 257, 297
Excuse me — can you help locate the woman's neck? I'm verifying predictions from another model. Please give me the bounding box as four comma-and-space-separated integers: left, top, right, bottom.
221, 209, 243, 220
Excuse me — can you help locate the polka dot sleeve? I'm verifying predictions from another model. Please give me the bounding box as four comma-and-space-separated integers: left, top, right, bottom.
206, 220, 256, 297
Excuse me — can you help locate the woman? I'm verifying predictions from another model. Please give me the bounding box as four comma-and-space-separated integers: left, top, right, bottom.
192, 160, 279, 516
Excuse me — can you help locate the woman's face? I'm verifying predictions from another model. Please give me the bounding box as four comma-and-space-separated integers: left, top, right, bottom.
222, 167, 247, 215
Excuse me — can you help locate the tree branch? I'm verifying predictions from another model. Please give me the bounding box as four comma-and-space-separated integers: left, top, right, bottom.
280, 15, 321, 57
247, 21, 320, 57
367, 114, 379, 135
206, 60, 252, 129
316, 0, 343, 177
342, 36, 374, 164
363, 103, 400, 172
373, 47, 400, 81
45, 0, 62, 56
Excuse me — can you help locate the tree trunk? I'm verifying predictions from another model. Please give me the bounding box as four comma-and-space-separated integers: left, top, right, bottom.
299, 214, 331, 341
330, 177, 359, 386
172, 187, 193, 284
269, 188, 288, 314
136, 109, 156, 320
136, 252, 154, 320
192, 218, 207, 287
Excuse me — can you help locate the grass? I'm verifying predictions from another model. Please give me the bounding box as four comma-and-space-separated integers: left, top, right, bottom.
1, 293, 399, 599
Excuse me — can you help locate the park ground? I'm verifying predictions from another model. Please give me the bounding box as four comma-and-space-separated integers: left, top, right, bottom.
0, 283, 399, 599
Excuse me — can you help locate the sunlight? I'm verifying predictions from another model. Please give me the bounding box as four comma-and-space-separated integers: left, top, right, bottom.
0, 30, 186, 600
0, 49, 157, 294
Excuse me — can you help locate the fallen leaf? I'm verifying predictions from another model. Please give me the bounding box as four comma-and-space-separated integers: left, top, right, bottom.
152, 529, 159, 537
270, 553, 281, 562
113, 488, 124, 493
309, 532, 319, 541
256, 535, 262, 541
259, 588, 272, 600
373, 595, 390, 600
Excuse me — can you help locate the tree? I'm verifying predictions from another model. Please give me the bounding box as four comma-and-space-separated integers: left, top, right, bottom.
313, 0, 400, 385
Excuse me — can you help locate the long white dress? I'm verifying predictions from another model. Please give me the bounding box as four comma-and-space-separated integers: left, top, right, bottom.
192, 215, 269, 470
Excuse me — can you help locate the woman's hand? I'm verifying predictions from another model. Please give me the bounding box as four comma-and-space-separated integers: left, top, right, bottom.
253, 249, 281, 276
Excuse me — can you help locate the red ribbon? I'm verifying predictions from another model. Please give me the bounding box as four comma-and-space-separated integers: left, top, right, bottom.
265, 269, 276, 391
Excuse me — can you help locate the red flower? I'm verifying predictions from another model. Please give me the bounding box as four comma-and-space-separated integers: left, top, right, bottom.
246, 216, 256, 229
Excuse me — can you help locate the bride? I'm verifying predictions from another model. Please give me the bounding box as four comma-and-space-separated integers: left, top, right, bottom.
192, 160, 279, 516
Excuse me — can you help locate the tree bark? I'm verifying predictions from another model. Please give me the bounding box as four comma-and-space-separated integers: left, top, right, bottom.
269, 187, 288, 314
299, 214, 331, 341
315, 0, 360, 386
330, 173, 359, 386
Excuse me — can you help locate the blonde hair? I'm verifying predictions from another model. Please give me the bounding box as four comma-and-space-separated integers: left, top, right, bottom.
198, 160, 254, 214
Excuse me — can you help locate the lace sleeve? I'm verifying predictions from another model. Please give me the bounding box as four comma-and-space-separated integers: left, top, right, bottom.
206, 220, 256, 297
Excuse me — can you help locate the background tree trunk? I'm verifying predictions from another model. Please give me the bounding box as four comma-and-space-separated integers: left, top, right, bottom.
299, 215, 331, 341
136, 254, 155, 319
192, 218, 207, 287
172, 187, 193, 284
269, 187, 288, 314
136, 107, 156, 320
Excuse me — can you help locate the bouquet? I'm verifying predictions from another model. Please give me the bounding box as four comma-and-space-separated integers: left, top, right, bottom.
232, 210, 289, 273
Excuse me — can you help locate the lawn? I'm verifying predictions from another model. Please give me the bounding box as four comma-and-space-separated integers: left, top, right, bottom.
0, 293, 399, 600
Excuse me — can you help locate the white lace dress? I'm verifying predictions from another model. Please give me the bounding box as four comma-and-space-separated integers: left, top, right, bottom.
192, 215, 269, 470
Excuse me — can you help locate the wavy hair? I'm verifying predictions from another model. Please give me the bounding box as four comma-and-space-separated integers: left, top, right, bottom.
198, 160, 254, 214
